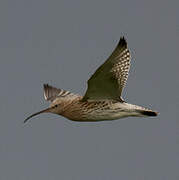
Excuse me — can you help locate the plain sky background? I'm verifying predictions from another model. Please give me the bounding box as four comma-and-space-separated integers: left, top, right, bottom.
0, 0, 178, 179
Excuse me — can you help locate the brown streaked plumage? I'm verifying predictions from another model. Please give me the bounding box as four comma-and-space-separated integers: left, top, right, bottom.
24, 37, 158, 124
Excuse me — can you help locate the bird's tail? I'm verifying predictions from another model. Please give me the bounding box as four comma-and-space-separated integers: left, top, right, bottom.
137, 109, 158, 117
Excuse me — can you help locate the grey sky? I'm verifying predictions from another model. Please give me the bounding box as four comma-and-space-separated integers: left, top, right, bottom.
0, 0, 178, 179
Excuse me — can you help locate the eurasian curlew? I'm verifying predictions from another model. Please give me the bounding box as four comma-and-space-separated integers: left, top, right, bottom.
24, 37, 158, 123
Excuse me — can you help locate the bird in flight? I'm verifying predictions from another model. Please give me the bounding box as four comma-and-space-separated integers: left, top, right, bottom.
24, 37, 158, 123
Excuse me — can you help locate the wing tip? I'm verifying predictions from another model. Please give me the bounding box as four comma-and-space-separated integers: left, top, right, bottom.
43, 83, 49, 100
43, 83, 49, 88
118, 36, 127, 48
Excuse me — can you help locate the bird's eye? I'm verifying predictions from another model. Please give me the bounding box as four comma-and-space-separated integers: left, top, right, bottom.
55, 105, 58, 108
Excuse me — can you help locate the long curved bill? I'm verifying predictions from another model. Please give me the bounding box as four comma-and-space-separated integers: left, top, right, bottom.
24, 107, 51, 124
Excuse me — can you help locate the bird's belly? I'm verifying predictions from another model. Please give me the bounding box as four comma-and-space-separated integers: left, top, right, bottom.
87, 110, 129, 121
66, 109, 129, 122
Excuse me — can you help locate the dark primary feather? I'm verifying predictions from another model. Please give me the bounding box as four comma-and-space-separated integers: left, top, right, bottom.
117, 36, 127, 48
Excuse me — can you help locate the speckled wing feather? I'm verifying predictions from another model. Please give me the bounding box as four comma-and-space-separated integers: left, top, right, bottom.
43, 84, 74, 102
83, 37, 131, 101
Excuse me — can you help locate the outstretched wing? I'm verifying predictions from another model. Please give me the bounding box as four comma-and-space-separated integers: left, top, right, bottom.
43, 84, 75, 102
82, 37, 131, 101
